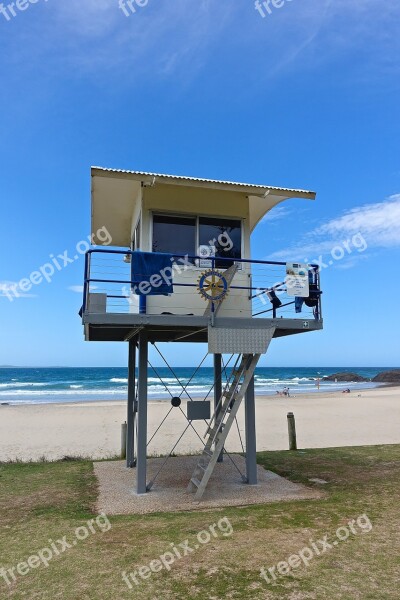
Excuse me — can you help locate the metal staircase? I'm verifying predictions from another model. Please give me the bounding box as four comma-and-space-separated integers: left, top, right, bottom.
187, 353, 261, 500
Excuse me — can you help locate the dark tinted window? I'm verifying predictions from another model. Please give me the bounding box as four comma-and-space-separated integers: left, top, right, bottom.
152, 215, 196, 258
199, 217, 242, 267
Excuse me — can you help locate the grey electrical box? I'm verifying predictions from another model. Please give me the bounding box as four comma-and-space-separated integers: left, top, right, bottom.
187, 401, 211, 421
87, 293, 107, 314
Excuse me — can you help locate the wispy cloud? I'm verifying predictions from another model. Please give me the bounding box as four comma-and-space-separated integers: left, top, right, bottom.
68, 285, 97, 293
268, 194, 400, 262
3, 0, 399, 84
261, 205, 290, 223
252, 0, 400, 84
19, 0, 236, 78
316, 195, 400, 246
333, 253, 371, 270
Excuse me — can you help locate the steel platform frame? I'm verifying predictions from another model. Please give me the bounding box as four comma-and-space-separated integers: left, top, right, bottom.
91, 315, 322, 495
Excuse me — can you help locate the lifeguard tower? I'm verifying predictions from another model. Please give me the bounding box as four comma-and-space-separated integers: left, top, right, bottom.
82, 167, 323, 499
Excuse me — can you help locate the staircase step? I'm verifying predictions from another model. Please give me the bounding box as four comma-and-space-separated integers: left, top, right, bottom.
188, 353, 261, 500
190, 477, 202, 488
207, 421, 226, 436
222, 396, 234, 408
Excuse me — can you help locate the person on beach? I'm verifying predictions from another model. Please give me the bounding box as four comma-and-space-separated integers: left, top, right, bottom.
276, 387, 290, 397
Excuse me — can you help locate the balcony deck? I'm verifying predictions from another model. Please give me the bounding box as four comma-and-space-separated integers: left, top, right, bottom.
81, 249, 323, 343
83, 312, 323, 342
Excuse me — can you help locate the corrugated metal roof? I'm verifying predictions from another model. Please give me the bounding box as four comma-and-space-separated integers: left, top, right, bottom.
91, 166, 315, 196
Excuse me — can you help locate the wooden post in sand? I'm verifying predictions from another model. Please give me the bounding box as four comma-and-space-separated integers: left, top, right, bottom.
287, 412, 297, 451
121, 422, 127, 460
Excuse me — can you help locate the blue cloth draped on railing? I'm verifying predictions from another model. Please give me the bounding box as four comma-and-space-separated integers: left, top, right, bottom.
131, 251, 174, 296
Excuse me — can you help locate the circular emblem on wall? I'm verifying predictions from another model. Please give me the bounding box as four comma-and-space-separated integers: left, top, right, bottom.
197, 269, 229, 302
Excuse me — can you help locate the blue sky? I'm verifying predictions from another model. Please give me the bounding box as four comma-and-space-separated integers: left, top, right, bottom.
0, 0, 399, 367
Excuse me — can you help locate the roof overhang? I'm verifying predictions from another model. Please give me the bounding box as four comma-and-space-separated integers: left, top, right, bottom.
91, 167, 316, 246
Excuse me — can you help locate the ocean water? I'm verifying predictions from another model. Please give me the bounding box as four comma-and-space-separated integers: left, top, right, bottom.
0, 366, 388, 405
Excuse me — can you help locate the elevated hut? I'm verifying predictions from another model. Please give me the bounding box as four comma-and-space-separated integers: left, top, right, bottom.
82, 167, 322, 498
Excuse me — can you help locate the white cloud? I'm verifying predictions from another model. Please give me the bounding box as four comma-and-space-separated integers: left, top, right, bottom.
51, 0, 119, 37
261, 205, 290, 223
268, 194, 400, 262
316, 195, 400, 246
333, 252, 371, 270
68, 285, 97, 293
68, 285, 85, 293
0, 282, 36, 299
5, 0, 399, 84
38, 0, 235, 77
264, 0, 400, 78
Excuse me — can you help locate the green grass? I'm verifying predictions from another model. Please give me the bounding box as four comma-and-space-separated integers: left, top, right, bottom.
1, 445, 400, 599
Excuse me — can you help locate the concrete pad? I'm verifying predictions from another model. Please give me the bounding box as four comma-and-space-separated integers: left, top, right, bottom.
94, 455, 322, 515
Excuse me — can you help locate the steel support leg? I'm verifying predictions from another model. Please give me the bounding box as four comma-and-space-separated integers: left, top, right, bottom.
245, 374, 258, 485
126, 340, 136, 468
136, 332, 148, 494
214, 353, 223, 462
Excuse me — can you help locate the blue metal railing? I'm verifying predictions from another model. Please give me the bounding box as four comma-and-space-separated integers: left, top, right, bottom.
83, 249, 322, 321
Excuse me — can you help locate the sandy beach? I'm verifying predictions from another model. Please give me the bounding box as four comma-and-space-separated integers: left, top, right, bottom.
0, 385, 399, 462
